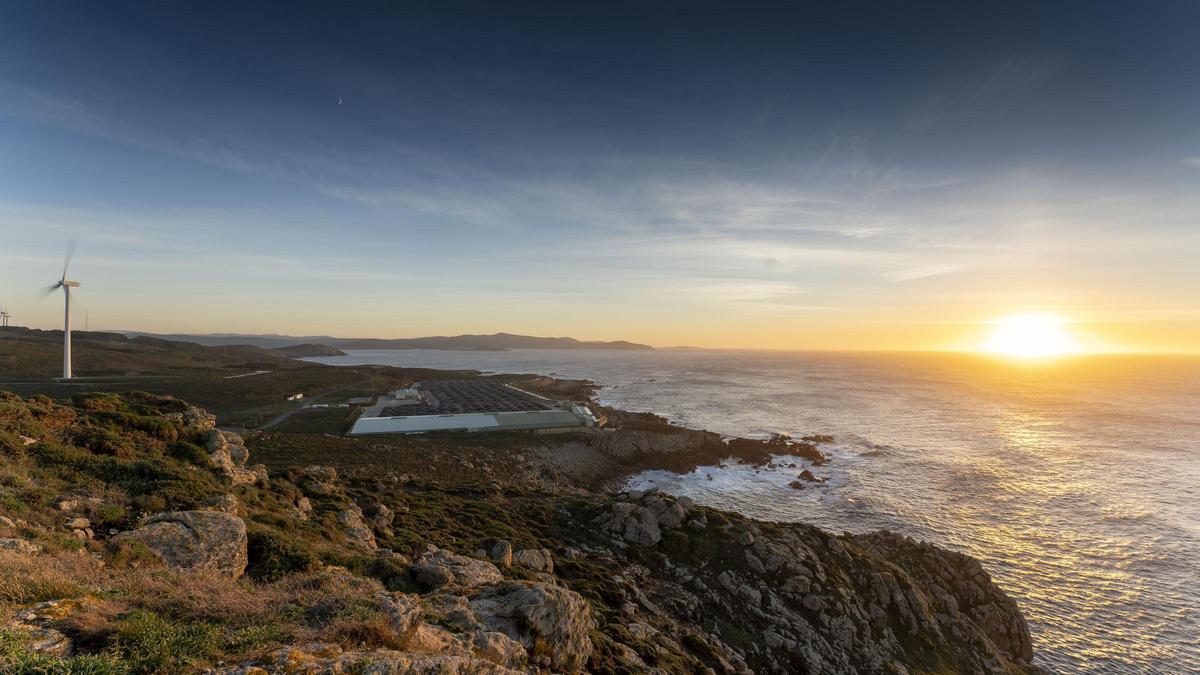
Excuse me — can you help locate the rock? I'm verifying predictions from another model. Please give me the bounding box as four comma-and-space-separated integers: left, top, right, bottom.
512, 548, 553, 574
412, 549, 504, 592
291, 495, 312, 520
55, 499, 78, 512
488, 540, 513, 567
470, 581, 594, 672
64, 516, 91, 530
738, 531, 755, 546
377, 592, 423, 642
336, 505, 378, 550
596, 500, 664, 547
786, 441, 828, 465
7, 598, 103, 659
651, 499, 687, 529
165, 405, 216, 432
204, 494, 240, 514
787, 480, 806, 490
0, 515, 14, 528
112, 510, 247, 578
472, 630, 529, 668
624, 507, 662, 546
206, 430, 262, 485
0, 538, 40, 555
797, 469, 825, 483
298, 465, 340, 495
360, 499, 395, 538
592, 428, 727, 473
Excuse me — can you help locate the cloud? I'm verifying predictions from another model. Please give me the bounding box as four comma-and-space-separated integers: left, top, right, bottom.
885, 266, 962, 282
1183, 157, 1200, 168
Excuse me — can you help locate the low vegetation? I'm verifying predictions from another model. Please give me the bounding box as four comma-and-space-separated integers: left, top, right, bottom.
0, 387, 1039, 674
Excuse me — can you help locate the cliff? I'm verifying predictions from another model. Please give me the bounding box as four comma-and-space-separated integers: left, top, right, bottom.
0, 391, 1038, 673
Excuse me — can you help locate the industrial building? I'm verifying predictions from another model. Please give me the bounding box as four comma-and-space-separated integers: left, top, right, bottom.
347, 379, 601, 436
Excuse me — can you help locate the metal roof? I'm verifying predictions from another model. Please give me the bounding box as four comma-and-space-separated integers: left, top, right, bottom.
348, 409, 582, 435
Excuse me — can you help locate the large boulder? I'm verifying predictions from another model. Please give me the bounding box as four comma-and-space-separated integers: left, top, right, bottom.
298, 465, 341, 496
112, 510, 247, 578
487, 540, 513, 567
206, 430, 267, 486
593, 491, 695, 547
336, 505, 378, 550
360, 498, 395, 538
470, 581, 594, 672
411, 549, 504, 592
512, 548, 553, 574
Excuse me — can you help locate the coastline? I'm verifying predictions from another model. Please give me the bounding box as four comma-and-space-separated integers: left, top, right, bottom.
0, 378, 1044, 673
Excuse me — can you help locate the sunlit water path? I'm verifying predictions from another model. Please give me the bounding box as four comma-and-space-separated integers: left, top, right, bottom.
311, 349, 1200, 673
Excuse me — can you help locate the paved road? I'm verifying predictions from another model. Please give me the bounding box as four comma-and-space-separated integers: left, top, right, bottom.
258, 381, 365, 430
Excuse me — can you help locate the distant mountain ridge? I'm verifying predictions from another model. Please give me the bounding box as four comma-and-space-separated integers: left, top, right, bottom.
123, 331, 654, 351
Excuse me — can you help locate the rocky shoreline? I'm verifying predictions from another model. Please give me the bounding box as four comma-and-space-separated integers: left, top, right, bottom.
531, 396, 835, 492
0, 389, 1041, 673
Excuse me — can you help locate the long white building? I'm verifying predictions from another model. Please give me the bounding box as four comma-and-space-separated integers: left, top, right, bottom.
347, 379, 599, 436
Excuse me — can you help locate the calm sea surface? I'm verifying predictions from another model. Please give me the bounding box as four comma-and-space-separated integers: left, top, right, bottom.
309, 349, 1200, 673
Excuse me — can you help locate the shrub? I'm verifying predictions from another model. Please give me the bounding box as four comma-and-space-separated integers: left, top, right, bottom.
362, 556, 415, 592
0, 430, 26, 458
246, 528, 318, 581
94, 504, 128, 529
72, 392, 128, 413
0, 494, 26, 513
110, 610, 221, 672
223, 623, 291, 654
74, 428, 136, 458
167, 440, 208, 466
105, 539, 163, 571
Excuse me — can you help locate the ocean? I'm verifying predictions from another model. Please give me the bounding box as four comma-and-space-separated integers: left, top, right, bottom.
307, 349, 1200, 673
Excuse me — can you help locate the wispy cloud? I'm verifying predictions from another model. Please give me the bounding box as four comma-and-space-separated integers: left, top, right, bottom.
885, 266, 962, 282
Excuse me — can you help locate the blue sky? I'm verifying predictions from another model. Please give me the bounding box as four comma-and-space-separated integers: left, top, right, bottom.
2, 1, 1198, 350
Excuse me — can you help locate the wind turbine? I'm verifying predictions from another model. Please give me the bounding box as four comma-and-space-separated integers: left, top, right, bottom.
0, 308, 9, 326
43, 240, 81, 379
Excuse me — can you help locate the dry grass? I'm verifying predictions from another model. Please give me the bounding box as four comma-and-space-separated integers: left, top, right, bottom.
0, 550, 400, 668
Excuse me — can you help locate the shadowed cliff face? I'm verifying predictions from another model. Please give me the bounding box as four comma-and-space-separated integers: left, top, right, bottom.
0, 391, 1037, 673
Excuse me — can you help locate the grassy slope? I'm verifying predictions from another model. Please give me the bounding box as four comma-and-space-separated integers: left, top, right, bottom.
0, 391, 636, 673
0, 328, 477, 427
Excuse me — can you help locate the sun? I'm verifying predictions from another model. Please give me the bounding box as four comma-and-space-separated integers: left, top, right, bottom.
980, 314, 1082, 358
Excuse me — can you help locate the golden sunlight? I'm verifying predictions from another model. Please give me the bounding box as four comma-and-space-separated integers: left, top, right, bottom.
980, 314, 1082, 357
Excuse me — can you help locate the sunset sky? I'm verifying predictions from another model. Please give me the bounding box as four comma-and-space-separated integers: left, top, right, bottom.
2, 2, 1198, 352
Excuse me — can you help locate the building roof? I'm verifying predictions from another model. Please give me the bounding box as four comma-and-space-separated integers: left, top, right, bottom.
348, 409, 581, 435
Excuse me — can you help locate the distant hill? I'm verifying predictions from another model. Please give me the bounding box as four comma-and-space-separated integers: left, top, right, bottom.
269, 343, 347, 358
124, 331, 654, 351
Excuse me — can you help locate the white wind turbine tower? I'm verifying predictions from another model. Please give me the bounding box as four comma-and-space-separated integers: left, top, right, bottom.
44, 240, 81, 379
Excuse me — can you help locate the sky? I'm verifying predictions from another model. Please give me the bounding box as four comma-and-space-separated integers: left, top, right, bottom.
1, 1, 1198, 352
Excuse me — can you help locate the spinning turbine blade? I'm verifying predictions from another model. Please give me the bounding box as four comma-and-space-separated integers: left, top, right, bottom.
62, 236, 78, 280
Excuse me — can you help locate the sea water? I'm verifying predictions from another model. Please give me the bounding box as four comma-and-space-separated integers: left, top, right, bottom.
309, 349, 1200, 673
